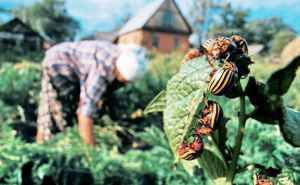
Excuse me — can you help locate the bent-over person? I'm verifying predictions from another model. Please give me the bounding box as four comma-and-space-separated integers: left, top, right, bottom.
36, 41, 148, 146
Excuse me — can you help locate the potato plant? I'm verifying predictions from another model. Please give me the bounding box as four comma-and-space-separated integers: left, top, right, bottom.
145, 37, 300, 184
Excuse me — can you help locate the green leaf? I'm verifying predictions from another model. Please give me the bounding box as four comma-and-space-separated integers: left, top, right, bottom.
279, 107, 300, 147
212, 177, 226, 185
245, 77, 300, 147
275, 168, 296, 185
267, 56, 300, 95
163, 57, 214, 161
198, 150, 227, 179
37, 163, 52, 179
245, 77, 284, 125
179, 160, 200, 176
246, 56, 300, 125
212, 118, 231, 162
143, 90, 166, 114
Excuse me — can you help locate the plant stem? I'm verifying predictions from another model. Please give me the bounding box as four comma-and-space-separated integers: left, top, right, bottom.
225, 95, 247, 185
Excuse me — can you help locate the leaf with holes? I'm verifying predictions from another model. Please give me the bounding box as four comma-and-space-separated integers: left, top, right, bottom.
163, 57, 214, 161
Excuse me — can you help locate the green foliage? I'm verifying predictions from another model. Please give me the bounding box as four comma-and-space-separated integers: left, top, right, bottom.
0, 50, 44, 63
183, 0, 218, 45
198, 150, 227, 180
245, 18, 295, 51
208, 3, 248, 38
0, 61, 40, 106
267, 56, 300, 95
245, 56, 300, 146
232, 119, 300, 184
12, 0, 80, 43
0, 124, 205, 185
271, 31, 296, 55
0, 61, 41, 123
144, 90, 166, 114
206, 3, 295, 53
280, 108, 300, 147
275, 169, 296, 185
0, 100, 14, 123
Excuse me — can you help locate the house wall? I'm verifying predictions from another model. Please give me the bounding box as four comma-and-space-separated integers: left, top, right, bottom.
117, 30, 190, 53
117, 30, 143, 45
143, 30, 190, 53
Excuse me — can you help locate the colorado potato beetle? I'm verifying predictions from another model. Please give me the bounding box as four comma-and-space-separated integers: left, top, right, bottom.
200, 38, 237, 67
230, 35, 248, 55
201, 39, 215, 54
208, 62, 238, 96
254, 173, 275, 185
211, 37, 237, 60
256, 179, 275, 185
178, 136, 204, 160
196, 100, 224, 135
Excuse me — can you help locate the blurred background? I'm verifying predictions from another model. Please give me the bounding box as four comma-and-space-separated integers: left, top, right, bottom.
0, 0, 299, 184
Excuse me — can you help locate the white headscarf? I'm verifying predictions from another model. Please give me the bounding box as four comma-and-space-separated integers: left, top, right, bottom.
116, 44, 148, 82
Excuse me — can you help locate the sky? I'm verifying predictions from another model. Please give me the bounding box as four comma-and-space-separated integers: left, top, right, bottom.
1, 0, 300, 37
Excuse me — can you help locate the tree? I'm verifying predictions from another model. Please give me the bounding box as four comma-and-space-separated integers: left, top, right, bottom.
12, 0, 80, 43
207, 3, 248, 38
202, 3, 296, 53
182, 0, 219, 46
245, 18, 295, 51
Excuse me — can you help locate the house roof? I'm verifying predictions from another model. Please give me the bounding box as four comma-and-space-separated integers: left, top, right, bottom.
118, 0, 191, 36
0, 18, 44, 40
118, 0, 164, 36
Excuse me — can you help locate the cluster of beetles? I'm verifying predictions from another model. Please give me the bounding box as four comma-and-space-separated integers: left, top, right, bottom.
179, 35, 250, 161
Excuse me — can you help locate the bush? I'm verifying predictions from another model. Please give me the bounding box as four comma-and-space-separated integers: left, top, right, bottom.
0, 50, 43, 63
0, 124, 204, 185
0, 61, 41, 123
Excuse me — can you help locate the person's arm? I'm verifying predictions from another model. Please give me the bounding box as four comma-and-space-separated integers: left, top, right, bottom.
36, 131, 45, 143
77, 113, 95, 147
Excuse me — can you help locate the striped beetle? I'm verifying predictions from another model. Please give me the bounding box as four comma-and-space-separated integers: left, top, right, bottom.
208, 61, 239, 96
211, 37, 237, 60
202, 37, 237, 67
178, 136, 204, 160
230, 35, 248, 55
182, 37, 237, 67
254, 173, 275, 185
195, 100, 224, 135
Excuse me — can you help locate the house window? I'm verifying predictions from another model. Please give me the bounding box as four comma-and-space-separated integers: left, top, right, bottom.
174, 37, 180, 49
163, 10, 172, 28
152, 34, 159, 48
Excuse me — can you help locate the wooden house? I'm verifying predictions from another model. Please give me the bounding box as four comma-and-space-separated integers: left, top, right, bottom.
116, 0, 192, 53
0, 18, 46, 52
